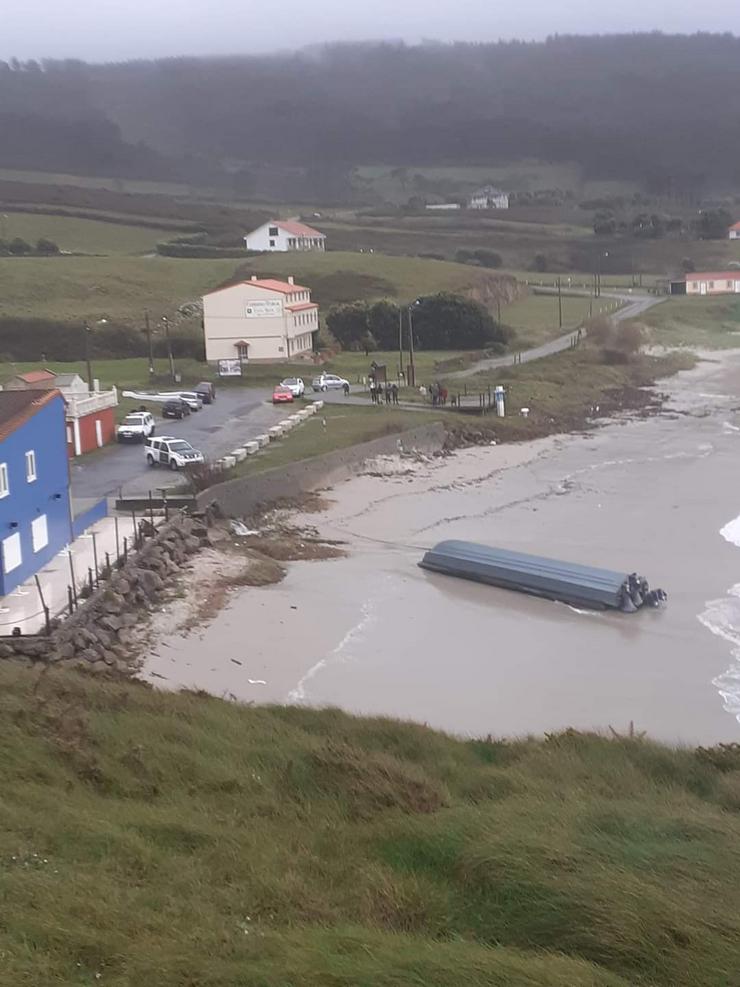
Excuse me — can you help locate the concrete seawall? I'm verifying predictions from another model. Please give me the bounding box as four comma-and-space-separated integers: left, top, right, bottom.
196, 422, 447, 517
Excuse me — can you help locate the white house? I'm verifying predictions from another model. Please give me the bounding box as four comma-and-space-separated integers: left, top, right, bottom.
468, 186, 509, 210
729, 221, 740, 240
202, 276, 319, 363
244, 220, 326, 253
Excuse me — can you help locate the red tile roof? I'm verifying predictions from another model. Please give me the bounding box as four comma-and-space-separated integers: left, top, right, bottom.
16, 369, 56, 384
286, 302, 318, 312
273, 220, 325, 238
730, 222, 740, 231
685, 271, 740, 280
0, 389, 61, 442
204, 277, 310, 297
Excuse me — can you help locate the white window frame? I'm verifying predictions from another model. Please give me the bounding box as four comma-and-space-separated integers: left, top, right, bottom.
25, 450, 37, 482
2, 532, 21, 573
0, 463, 8, 498
32, 514, 48, 553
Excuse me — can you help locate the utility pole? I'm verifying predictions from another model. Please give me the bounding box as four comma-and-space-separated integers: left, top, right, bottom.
557, 276, 563, 329
162, 315, 175, 381
144, 309, 154, 376
83, 323, 93, 392
496, 295, 502, 324
407, 304, 417, 388
398, 305, 404, 376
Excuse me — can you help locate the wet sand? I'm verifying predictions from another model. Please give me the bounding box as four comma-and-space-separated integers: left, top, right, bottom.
144, 352, 740, 744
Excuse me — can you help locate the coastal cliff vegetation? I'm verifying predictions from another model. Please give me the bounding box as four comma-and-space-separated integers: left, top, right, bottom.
1, 663, 738, 985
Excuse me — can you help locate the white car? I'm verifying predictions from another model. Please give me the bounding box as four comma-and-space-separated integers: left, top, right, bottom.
176, 392, 203, 411
312, 373, 349, 392
145, 436, 204, 470
117, 412, 155, 443
280, 377, 305, 397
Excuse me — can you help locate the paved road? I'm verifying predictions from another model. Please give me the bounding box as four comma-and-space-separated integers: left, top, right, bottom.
70, 387, 289, 500
450, 290, 666, 380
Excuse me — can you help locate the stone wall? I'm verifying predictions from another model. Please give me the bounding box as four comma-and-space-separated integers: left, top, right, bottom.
0, 511, 213, 674
196, 422, 447, 519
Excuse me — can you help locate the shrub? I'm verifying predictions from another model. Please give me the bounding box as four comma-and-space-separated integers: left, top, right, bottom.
35, 237, 60, 255
531, 253, 548, 272
8, 237, 32, 255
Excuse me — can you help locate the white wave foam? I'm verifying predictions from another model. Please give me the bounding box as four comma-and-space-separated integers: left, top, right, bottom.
698, 585, 740, 722
720, 516, 740, 548
288, 597, 376, 703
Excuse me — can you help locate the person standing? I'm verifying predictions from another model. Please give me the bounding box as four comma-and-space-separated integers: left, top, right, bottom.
391, 383, 399, 405
343, 381, 350, 397
385, 383, 392, 405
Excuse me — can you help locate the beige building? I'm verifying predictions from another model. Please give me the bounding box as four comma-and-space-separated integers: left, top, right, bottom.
685, 271, 740, 296
202, 276, 319, 363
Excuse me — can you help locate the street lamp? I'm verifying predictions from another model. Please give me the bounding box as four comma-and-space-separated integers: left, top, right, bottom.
83, 318, 107, 392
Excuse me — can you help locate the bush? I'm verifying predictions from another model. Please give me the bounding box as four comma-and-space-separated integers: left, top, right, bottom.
681, 257, 696, 273
8, 237, 32, 256
0, 317, 204, 361
35, 237, 60, 255
456, 248, 503, 269
531, 253, 548, 272
156, 242, 248, 258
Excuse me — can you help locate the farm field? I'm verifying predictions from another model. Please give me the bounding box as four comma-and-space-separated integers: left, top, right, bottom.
642, 296, 740, 349
0, 211, 174, 254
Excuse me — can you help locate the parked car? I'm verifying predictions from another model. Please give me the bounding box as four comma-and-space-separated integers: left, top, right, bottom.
195, 381, 216, 404
145, 436, 204, 470
312, 373, 349, 392
272, 385, 295, 404
280, 377, 305, 397
176, 392, 203, 411
162, 399, 191, 420
116, 411, 155, 442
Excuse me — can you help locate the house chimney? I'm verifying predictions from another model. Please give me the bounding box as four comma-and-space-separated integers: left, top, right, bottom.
288, 276, 294, 285
251, 275, 257, 281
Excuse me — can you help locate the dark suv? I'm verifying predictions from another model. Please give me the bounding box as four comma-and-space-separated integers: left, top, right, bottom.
195, 381, 216, 404
162, 399, 191, 419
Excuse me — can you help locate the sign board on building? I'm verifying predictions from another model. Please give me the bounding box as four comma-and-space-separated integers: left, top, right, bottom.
245, 300, 282, 318
218, 359, 243, 377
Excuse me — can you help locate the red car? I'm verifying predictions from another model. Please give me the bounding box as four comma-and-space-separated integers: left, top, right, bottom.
272, 385, 295, 404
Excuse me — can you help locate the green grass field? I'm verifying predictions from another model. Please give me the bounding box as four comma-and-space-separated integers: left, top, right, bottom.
0, 252, 486, 329
501, 293, 608, 347
239, 404, 447, 474
0, 212, 174, 254
0, 663, 738, 985
643, 296, 740, 348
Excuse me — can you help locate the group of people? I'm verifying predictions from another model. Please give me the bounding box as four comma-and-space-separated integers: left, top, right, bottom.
369, 380, 400, 405
428, 381, 449, 406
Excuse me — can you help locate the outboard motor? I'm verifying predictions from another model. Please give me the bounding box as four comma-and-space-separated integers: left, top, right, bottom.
627, 573, 645, 608
644, 588, 668, 608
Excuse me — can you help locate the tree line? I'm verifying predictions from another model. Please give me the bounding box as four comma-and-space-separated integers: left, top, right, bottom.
326, 295, 511, 353
2, 34, 740, 194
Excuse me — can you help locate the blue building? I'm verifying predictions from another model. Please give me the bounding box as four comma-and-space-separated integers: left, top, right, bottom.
0, 390, 73, 596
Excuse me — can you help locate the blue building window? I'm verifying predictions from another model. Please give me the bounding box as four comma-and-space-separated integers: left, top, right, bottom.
0, 463, 8, 499
25, 450, 36, 482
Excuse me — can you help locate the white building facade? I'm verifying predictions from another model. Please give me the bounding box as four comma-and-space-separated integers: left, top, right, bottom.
729, 222, 740, 240
468, 186, 510, 210
202, 276, 319, 363
244, 220, 326, 253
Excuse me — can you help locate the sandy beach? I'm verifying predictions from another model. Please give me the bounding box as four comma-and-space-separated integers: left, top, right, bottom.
143, 350, 740, 745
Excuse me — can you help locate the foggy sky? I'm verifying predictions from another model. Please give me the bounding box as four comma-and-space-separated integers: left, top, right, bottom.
3, 0, 739, 62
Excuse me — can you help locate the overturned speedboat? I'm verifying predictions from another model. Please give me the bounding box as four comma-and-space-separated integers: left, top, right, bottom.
419, 540, 667, 613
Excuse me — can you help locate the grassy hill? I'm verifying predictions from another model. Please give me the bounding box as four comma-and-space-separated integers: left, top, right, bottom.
0, 252, 488, 329
0, 211, 175, 255
1, 663, 738, 986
